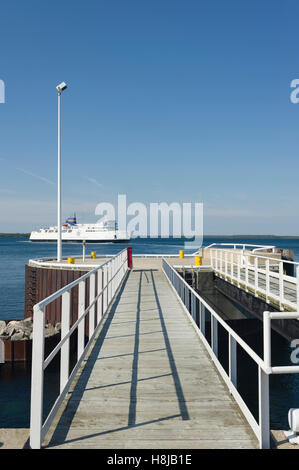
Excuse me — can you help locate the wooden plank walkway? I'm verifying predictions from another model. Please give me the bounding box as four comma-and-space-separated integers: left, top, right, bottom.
43, 267, 258, 449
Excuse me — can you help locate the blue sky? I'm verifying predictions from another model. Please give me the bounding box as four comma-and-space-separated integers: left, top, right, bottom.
1, 0, 299, 234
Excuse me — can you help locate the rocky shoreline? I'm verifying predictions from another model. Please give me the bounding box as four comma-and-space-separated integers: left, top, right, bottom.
0, 318, 61, 341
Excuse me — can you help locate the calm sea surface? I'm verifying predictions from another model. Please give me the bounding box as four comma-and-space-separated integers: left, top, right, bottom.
0, 236, 298, 430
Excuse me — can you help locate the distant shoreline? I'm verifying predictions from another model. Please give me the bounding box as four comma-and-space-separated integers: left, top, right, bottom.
0, 233, 30, 237
1, 233, 299, 239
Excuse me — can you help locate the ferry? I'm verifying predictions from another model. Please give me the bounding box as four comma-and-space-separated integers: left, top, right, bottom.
29, 215, 130, 243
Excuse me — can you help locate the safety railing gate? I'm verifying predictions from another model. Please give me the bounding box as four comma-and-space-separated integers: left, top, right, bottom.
30, 248, 128, 449
162, 258, 299, 449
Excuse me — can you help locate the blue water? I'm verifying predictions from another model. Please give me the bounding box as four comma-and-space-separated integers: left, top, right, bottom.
0, 236, 299, 431
2, 235, 299, 321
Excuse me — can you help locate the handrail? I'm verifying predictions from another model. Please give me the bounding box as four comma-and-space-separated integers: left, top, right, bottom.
29, 248, 128, 449
201, 243, 276, 253
209, 246, 299, 266
210, 248, 299, 311
29, 253, 197, 266
28, 254, 116, 269
162, 258, 299, 449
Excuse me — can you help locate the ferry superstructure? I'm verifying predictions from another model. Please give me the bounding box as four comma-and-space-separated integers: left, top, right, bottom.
29, 215, 130, 243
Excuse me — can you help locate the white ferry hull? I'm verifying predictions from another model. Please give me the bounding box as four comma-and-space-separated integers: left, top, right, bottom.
30, 231, 130, 243
30, 217, 130, 243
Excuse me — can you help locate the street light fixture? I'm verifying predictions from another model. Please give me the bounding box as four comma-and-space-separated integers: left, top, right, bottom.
56, 81, 67, 262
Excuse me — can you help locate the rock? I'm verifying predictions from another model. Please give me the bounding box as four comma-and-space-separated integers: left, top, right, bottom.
44, 324, 56, 338
11, 331, 25, 341
4, 320, 33, 339
0, 318, 59, 341
0, 321, 6, 336
5, 321, 18, 337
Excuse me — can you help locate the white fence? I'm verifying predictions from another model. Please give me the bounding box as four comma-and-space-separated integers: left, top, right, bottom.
30, 248, 128, 449
193, 243, 276, 255
162, 258, 299, 449
209, 248, 299, 311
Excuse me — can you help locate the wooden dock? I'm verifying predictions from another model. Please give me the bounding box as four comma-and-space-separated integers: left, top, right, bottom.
43, 263, 258, 449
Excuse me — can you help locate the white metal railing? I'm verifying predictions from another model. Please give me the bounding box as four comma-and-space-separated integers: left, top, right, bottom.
210, 248, 299, 311
199, 243, 276, 253
29, 248, 128, 449
28, 253, 118, 269
162, 258, 299, 449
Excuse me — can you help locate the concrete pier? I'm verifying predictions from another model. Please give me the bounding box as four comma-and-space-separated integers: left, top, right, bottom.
42, 263, 258, 449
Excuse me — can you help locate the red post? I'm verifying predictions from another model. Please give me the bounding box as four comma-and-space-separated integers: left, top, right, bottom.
127, 246, 133, 269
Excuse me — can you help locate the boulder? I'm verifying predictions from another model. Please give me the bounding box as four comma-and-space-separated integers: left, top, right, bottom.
44, 324, 56, 338
0, 321, 6, 336
0, 318, 59, 341
5, 321, 18, 337
4, 320, 32, 339
11, 331, 25, 341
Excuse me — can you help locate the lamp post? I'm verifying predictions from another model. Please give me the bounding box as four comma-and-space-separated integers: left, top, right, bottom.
56, 82, 67, 262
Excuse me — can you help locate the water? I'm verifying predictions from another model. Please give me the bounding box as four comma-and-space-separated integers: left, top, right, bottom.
2, 235, 299, 322
0, 236, 298, 430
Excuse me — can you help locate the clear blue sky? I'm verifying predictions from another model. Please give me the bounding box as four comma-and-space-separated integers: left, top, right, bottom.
1, 0, 299, 234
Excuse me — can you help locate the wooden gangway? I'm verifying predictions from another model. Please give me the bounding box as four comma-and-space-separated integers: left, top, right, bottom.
29, 247, 299, 450
41, 264, 258, 449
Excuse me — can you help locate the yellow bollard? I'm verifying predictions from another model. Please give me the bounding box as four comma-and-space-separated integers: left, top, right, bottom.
195, 256, 202, 266
179, 250, 184, 259
91, 251, 96, 259
68, 257, 75, 264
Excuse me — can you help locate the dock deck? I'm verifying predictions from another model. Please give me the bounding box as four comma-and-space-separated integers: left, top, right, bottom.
43, 264, 258, 449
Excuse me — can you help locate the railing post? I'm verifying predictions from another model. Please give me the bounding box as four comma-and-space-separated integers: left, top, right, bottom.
279, 261, 284, 311
229, 334, 237, 390
97, 268, 103, 323
230, 252, 234, 280
237, 254, 241, 287
297, 266, 299, 314
89, 273, 96, 339
200, 303, 205, 336
210, 249, 214, 269
60, 291, 71, 393
108, 261, 112, 305
185, 286, 190, 310
220, 250, 223, 275
263, 311, 271, 370
30, 305, 45, 449
265, 259, 270, 303
259, 310, 271, 449
258, 366, 270, 449
194, 293, 197, 321
211, 316, 218, 357
255, 257, 258, 297
77, 280, 86, 359
225, 252, 228, 279
245, 254, 249, 292
103, 265, 108, 313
